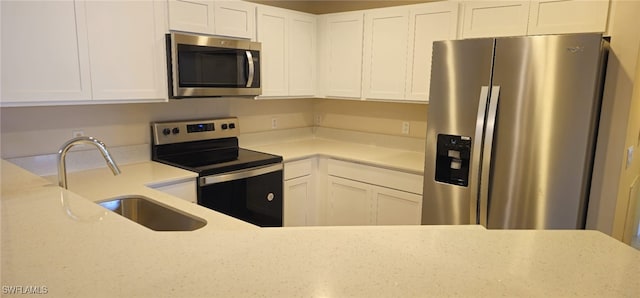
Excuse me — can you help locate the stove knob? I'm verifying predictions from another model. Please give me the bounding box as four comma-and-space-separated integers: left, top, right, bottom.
162, 128, 171, 136
172, 127, 180, 134
221, 124, 228, 130
229, 123, 236, 129
266, 193, 275, 202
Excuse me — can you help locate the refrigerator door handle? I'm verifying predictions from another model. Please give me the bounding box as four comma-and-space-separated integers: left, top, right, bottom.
469, 86, 490, 224
479, 85, 500, 227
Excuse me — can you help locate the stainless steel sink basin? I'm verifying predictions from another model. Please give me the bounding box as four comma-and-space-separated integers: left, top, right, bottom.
97, 195, 206, 231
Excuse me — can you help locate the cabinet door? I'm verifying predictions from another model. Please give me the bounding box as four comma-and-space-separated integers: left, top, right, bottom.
1, 1, 91, 104
374, 186, 422, 225
214, 0, 256, 39
257, 6, 288, 96
289, 13, 316, 97
150, 180, 198, 203
284, 176, 311, 226
461, 1, 530, 38
406, 2, 459, 102
84, 0, 166, 100
168, 0, 215, 34
324, 12, 364, 98
528, 0, 609, 35
362, 7, 409, 100
327, 176, 372, 225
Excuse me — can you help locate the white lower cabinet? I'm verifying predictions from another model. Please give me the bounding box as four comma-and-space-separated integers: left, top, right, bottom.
283, 158, 315, 226
283, 157, 423, 227
327, 176, 373, 225
148, 179, 197, 203
374, 185, 422, 225
325, 159, 423, 226
284, 175, 313, 226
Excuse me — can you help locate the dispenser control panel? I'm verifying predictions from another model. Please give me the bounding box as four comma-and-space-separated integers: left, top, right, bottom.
434, 134, 471, 187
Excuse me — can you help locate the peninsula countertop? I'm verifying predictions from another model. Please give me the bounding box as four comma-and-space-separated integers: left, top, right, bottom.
1, 160, 639, 297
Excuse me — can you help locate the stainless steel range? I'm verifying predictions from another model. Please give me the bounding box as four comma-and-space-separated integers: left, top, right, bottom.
151, 117, 283, 227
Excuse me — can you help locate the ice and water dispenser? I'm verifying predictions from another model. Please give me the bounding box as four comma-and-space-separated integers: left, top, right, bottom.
435, 134, 471, 187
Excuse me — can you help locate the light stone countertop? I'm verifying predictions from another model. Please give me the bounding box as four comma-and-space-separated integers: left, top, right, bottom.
244, 137, 426, 174
2, 160, 640, 297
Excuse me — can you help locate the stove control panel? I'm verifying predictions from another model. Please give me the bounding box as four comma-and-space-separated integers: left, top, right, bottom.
152, 117, 239, 145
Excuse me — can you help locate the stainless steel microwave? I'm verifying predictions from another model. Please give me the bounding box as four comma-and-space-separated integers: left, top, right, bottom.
166, 32, 261, 98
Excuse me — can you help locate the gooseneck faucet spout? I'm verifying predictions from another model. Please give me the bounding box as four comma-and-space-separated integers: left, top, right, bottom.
57, 136, 121, 189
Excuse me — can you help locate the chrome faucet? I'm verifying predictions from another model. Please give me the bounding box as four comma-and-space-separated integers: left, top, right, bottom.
57, 136, 121, 189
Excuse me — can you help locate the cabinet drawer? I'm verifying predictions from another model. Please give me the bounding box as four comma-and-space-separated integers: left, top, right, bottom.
284, 159, 313, 180
327, 159, 423, 195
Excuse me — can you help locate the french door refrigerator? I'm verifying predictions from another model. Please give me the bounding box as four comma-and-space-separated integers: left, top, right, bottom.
422, 33, 608, 229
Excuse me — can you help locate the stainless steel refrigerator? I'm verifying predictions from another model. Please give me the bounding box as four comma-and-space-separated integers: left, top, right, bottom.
422, 33, 608, 229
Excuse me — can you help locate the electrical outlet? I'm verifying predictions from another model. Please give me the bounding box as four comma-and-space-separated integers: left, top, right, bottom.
401, 122, 410, 135
72, 130, 84, 138
271, 118, 278, 129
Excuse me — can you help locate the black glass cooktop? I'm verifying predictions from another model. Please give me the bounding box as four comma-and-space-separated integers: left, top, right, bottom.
152, 136, 282, 176
154, 148, 281, 176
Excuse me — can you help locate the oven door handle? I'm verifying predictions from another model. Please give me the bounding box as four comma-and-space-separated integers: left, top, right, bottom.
200, 163, 282, 185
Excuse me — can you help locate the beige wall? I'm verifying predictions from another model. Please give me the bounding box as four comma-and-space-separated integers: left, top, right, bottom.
617, 40, 640, 243
0, 98, 426, 159
587, 0, 640, 240
314, 99, 428, 139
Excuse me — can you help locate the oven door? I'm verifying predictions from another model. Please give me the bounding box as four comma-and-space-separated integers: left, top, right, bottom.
198, 164, 282, 227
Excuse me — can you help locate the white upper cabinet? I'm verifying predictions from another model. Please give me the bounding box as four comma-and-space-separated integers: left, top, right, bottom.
461, 0, 610, 38
168, 0, 256, 39
1, 0, 167, 106
84, 0, 166, 101
322, 12, 365, 98
406, 2, 459, 102
257, 6, 288, 96
1, 1, 92, 103
214, 1, 255, 39
168, 0, 215, 34
527, 0, 609, 35
289, 13, 317, 96
461, 1, 531, 38
257, 5, 315, 97
362, 7, 410, 100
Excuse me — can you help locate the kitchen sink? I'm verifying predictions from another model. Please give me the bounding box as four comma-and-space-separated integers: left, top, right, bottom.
97, 195, 206, 231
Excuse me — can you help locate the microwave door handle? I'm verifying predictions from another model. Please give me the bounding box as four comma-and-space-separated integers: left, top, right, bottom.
245, 51, 254, 88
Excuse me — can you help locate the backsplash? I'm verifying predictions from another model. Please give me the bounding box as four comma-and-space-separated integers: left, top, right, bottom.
0, 98, 427, 160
